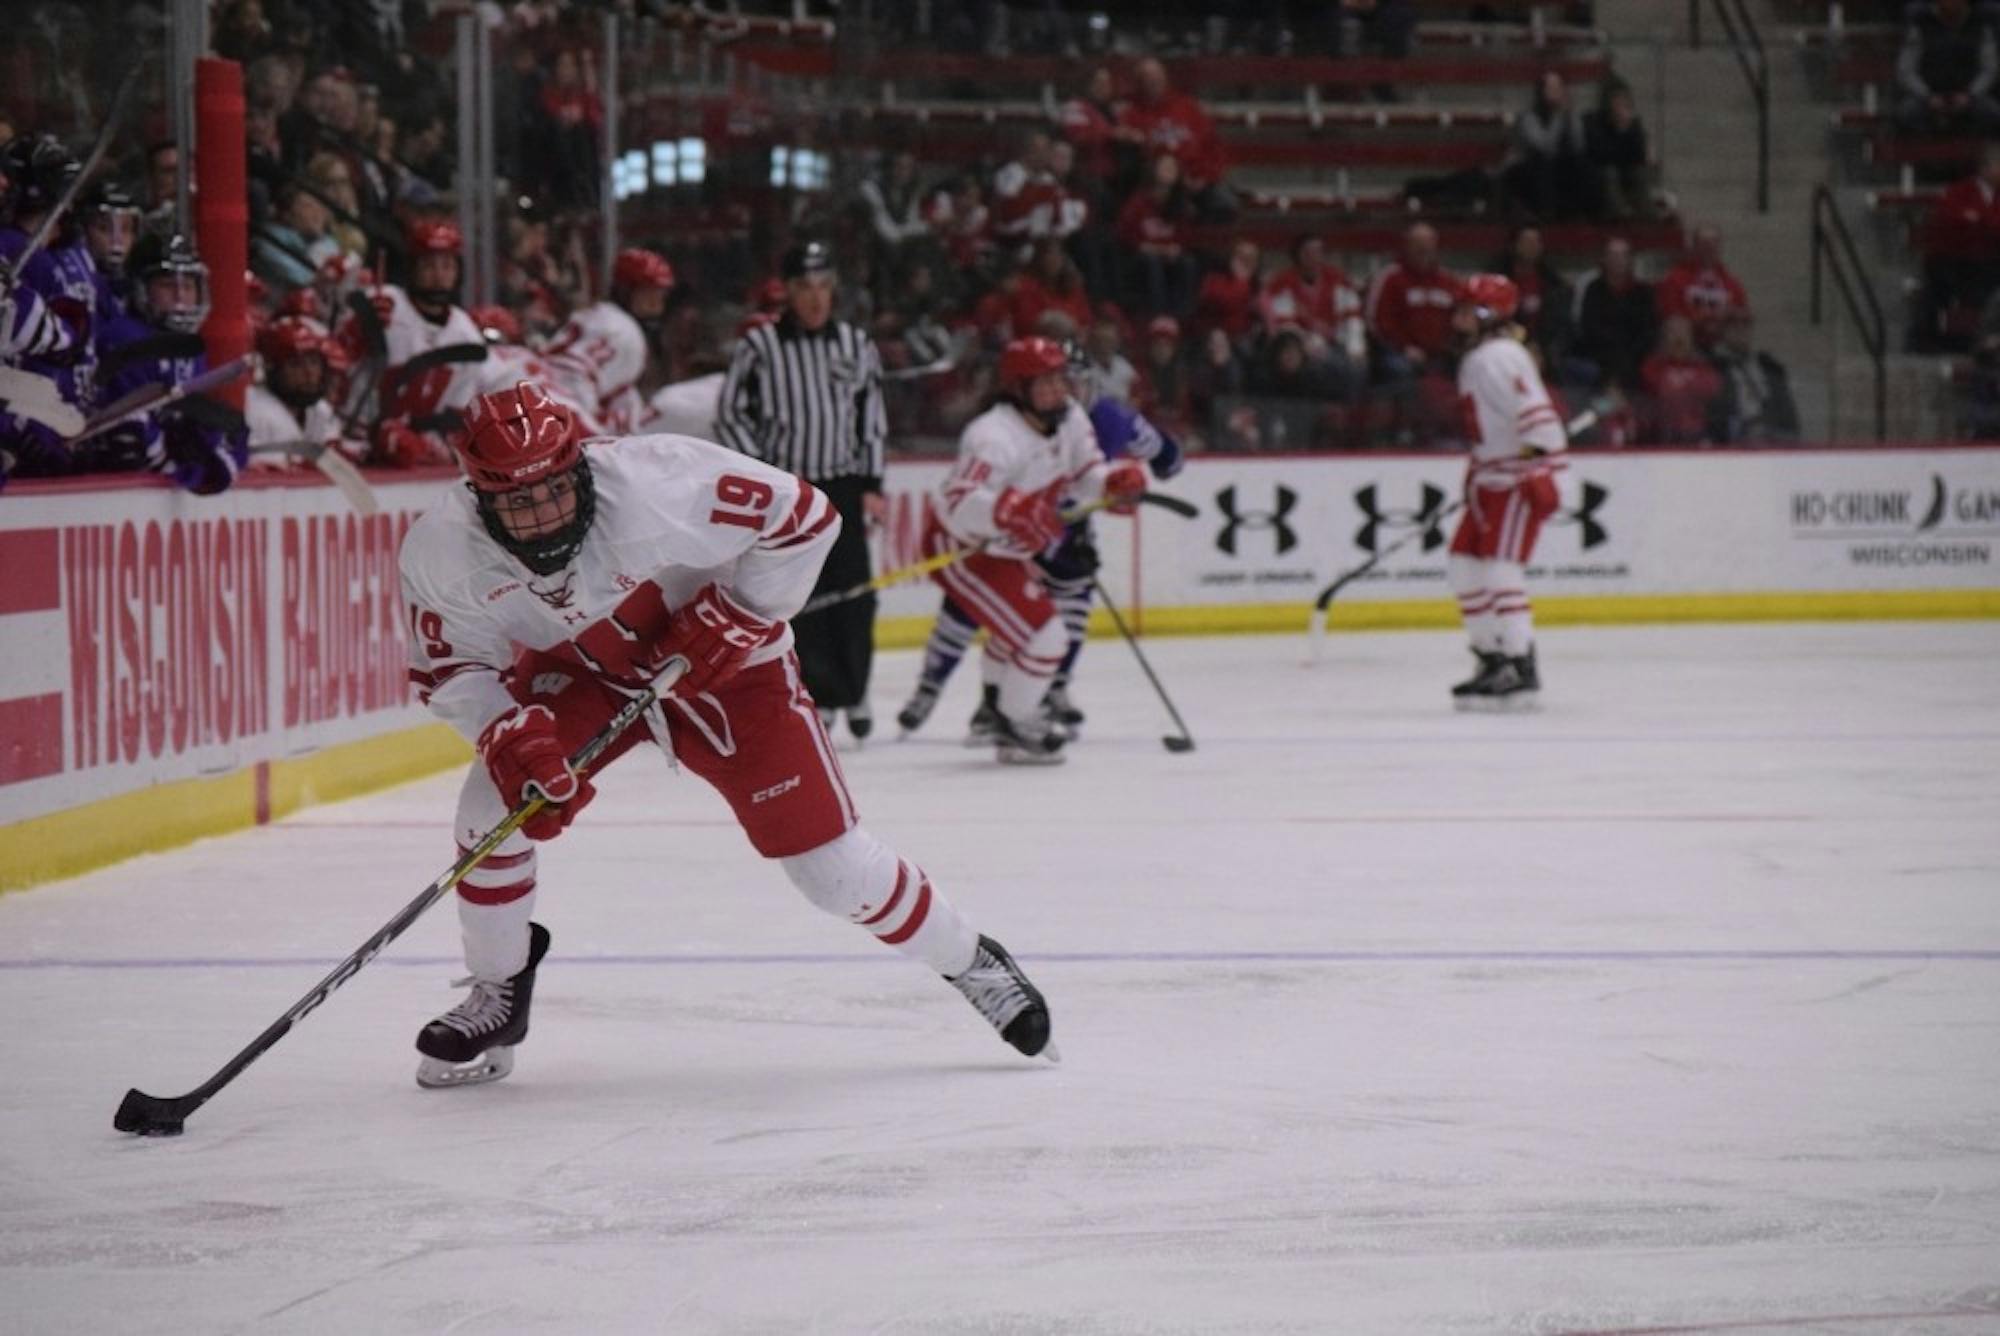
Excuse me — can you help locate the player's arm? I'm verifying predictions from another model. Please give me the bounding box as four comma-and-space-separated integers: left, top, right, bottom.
1506, 350, 1568, 455
1060, 411, 1146, 514
399, 557, 519, 745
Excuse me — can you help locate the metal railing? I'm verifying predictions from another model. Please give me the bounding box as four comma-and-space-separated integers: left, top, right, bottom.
1689, 0, 1770, 213
1809, 184, 1887, 441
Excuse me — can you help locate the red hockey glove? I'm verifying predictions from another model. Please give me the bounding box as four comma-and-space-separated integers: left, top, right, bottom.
654, 583, 778, 698
1102, 458, 1147, 515
994, 486, 1063, 550
373, 419, 432, 468
477, 704, 595, 841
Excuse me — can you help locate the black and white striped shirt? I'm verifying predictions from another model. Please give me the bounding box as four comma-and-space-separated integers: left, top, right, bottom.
714, 315, 887, 483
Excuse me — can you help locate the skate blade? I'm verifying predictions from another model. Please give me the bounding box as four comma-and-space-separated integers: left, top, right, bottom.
1494, 692, 1540, 714
416, 1045, 516, 1089
997, 748, 1066, 766
1039, 1040, 1063, 1065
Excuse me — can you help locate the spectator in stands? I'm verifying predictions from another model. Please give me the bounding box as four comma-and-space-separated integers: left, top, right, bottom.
993, 128, 1067, 253
1116, 152, 1200, 319
860, 149, 932, 286
304, 151, 366, 260
1571, 236, 1658, 393
1709, 310, 1801, 444
1897, 0, 2000, 135
253, 180, 341, 290
1050, 137, 1115, 299
1194, 238, 1262, 345
1638, 315, 1724, 445
1118, 57, 1234, 220
1492, 226, 1573, 367
1139, 315, 1191, 432
1013, 238, 1095, 336
1656, 223, 1749, 348
1188, 325, 1248, 437
141, 140, 179, 237
1084, 316, 1142, 405
1586, 80, 1654, 221
1060, 66, 1125, 188
926, 174, 994, 280
1502, 70, 1597, 223
532, 47, 603, 211
1366, 221, 1465, 391
1248, 328, 1345, 448
1969, 287, 2000, 438
1260, 234, 1365, 387
1914, 141, 2000, 350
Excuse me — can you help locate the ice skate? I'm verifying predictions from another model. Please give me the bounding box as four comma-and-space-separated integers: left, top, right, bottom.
1041, 681, 1084, 738
947, 934, 1058, 1060
846, 701, 874, 742
964, 684, 1003, 747
1450, 650, 1507, 712
415, 922, 551, 1089
897, 682, 940, 736
993, 712, 1067, 765
1494, 646, 1540, 711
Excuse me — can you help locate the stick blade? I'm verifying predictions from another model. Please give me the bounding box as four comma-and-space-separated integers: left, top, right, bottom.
1162, 736, 1196, 753
114, 1088, 191, 1137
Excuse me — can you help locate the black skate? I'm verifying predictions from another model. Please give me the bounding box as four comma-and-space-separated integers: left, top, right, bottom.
1450, 650, 1507, 712
847, 702, 874, 742
897, 682, 940, 736
1498, 646, 1540, 710
964, 684, 1003, 747
1042, 681, 1084, 737
993, 711, 1067, 766
415, 922, 551, 1089
948, 934, 1057, 1060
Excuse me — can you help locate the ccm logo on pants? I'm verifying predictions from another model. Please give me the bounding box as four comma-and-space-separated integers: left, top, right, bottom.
752, 775, 802, 804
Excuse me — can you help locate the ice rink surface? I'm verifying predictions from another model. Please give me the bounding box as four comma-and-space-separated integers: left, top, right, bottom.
4, 620, 1999, 1336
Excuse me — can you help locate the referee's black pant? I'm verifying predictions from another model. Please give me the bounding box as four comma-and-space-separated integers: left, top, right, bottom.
794, 475, 876, 713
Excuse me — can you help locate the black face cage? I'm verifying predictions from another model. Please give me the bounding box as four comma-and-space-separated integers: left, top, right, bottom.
472, 459, 598, 576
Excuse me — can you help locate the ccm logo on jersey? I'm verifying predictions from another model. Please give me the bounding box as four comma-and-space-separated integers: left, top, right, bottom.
751, 775, 801, 805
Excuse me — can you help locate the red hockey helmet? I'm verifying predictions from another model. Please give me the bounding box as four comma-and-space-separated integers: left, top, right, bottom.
406, 217, 464, 256
612, 248, 675, 294
259, 316, 334, 410
468, 303, 524, 345
998, 336, 1070, 397
1462, 273, 1521, 323
458, 382, 597, 575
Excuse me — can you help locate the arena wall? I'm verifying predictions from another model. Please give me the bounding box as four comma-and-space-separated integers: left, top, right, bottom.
4, 445, 1996, 891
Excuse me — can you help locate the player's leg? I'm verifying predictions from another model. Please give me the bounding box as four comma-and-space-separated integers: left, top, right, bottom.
936, 551, 1068, 763
1446, 490, 1508, 708
416, 653, 644, 1088
675, 655, 1055, 1057
1487, 470, 1561, 707
1036, 523, 1099, 735
899, 596, 980, 735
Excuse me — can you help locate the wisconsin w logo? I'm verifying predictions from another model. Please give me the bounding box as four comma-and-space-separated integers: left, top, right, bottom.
1215, 485, 1300, 555
1353, 483, 1451, 553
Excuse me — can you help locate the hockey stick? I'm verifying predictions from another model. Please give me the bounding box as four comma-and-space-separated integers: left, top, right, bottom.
881, 352, 960, 382
1090, 576, 1195, 754
113, 667, 679, 1137
337, 291, 390, 437
1137, 491, 1199, 520
248, 438, 380, 515
1, 65, 143, 294
1302, 398, 1613, 661
97, 332, 209, 382
796, 493, 1129, 618
63, 355, 254, 450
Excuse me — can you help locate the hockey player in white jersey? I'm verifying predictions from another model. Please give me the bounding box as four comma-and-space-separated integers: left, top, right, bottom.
540, 247, 674, 434
465, 302, 603, 432
398, 381, 1056, 1088
1446, 273, 1568, 710
339, 217, 486, 466
925, 336, 1146, 763
244, 316, 352, 464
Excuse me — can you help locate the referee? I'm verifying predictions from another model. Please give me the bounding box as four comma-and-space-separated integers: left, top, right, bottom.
715, 240, 889, 740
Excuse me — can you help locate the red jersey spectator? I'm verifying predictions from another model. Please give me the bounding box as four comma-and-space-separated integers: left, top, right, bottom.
925, 175, 992, 274
1012, 239, 1094, 336
1138, 315, 1191, 431
1260, 234, 1365, 360
992, 129, 1073, 247
1117, 153, 1200, 317
1923, 143, 2000, 266
1638, 315, 1724, 444
1118, 58, 1227, 194
1366, 222, 1465, 366
1655, 224, 1749, 347
1195, 240, 1262, 343
1059, 67, 1123, 184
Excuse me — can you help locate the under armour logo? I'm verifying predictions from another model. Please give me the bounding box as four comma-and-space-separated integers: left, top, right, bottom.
1215, 485, 1299, 556
1551, 480, 1611, 549
1353, 483, 1451, 553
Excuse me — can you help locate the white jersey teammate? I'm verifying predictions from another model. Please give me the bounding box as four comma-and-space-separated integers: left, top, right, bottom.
397, 381, 1057, 1089
1446, 273, 1568, 710
540, 248, 675, 435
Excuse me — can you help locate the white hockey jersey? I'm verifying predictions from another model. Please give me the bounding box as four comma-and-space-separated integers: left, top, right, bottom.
541, 300, 650, 434
475, 342, 604, 433
363, 285, 487, 422
1457, 333, 1567, 482
400, 433, 839, 744
936, 400, 1109, 560
243, 384, 349, 467
638, 372, 723, 442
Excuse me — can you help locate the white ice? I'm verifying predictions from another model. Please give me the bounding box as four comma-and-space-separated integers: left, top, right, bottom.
4, 621, 2000, 1336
